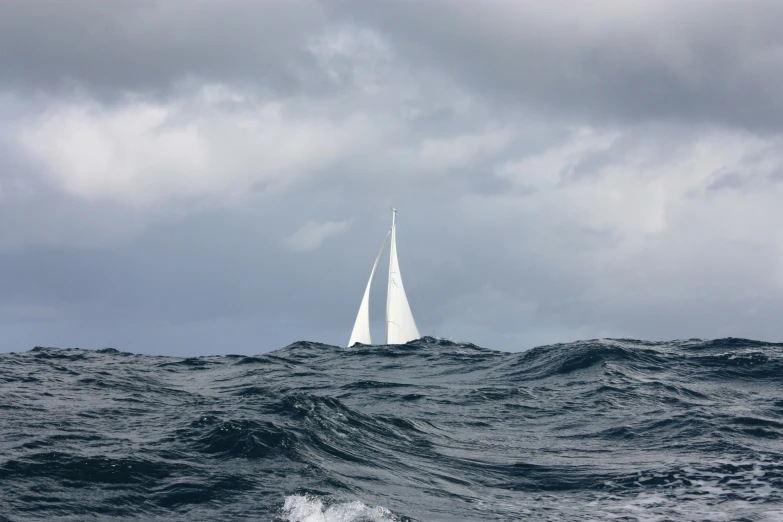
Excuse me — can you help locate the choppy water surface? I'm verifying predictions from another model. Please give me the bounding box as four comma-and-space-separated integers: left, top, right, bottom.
1, 337, 782, 521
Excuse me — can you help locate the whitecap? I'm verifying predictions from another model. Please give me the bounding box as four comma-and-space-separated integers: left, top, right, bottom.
281, 494, 399, 522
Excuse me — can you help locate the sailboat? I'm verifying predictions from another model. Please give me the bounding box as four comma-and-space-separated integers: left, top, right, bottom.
348, 209, 420, 347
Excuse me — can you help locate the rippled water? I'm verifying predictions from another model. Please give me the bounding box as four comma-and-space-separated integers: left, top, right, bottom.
1, 337, 782, 521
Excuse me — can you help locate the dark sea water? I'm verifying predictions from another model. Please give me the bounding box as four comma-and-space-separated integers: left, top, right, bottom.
1, 337, 782, 521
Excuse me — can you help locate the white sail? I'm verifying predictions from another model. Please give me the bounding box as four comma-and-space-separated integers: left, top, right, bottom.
347, 230, 390, 347
385, 210, 420, 344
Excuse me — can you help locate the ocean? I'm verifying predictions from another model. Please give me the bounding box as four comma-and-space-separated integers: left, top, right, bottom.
1, 337, 782, 521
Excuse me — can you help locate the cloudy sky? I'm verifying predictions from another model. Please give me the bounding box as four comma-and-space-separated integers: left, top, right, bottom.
2, 0, 783, 355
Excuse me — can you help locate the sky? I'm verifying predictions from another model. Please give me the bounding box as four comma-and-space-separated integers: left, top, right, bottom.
2, 0, 783, 355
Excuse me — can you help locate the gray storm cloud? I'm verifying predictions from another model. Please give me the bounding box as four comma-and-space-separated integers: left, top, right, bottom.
0, 0, 782, 354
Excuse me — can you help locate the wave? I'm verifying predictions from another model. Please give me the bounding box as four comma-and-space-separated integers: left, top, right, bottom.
1, 338, 782, 520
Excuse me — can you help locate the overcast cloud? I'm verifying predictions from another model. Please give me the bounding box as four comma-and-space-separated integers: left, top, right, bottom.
1, 0, 782, 355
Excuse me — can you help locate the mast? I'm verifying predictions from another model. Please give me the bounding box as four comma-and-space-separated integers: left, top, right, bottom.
385, 208, 396, 343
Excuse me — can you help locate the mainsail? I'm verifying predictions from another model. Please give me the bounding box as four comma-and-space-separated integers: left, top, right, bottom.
347, 209, 420, 346
385, 211, 419, 344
